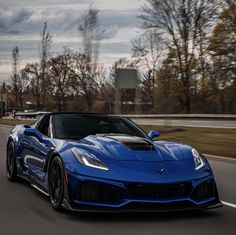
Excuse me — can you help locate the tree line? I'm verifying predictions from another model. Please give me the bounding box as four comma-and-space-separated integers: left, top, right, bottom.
1, 0, 236, 114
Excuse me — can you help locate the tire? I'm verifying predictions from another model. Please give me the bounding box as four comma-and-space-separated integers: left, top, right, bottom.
48, 156, 65, 211
6, 142, 18, 182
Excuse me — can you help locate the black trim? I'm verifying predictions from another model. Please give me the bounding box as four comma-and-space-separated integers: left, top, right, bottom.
64, 200, 223, 213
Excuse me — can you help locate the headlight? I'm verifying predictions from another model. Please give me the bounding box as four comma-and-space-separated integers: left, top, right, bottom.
71, 147, 109, 171
192, 148, 205, 170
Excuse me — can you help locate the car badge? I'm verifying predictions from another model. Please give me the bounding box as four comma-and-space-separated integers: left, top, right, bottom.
153, 168, 165, 174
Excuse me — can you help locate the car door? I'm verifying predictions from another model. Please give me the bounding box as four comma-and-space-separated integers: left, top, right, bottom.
22, 115, 53, 186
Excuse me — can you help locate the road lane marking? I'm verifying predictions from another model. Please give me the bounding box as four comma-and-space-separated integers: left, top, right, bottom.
222, 201, 236, 209
204, 154, 236, 162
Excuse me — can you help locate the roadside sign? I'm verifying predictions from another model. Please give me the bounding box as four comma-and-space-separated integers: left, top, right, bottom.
116, 69, 139, 89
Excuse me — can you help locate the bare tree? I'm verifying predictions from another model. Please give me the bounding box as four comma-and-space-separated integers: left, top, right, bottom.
39, 22, 52, 109
9, 47, 20, 109
72, 7, 103, 111
94, 66, 115, 113
22, 63, 42, 109
132, 30, 165, 109
72, 52, 98, 111
79, 7, 101, 66
47, 48, 74, 111
140, 0, 222, 112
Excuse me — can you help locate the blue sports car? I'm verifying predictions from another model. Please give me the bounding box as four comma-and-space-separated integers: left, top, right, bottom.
6, 112, 222, 212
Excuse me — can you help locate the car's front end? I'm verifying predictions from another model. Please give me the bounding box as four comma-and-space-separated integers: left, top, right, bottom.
63, 172, 221, 212
58, 135, 222, 212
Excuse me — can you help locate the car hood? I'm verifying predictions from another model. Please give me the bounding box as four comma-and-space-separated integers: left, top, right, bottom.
59, 135, 193, 162
55, 135, 211, 183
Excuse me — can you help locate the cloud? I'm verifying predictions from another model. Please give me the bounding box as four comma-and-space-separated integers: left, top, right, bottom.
64, 8, 140, 32
0, 0, 91, 8
1, 0, 145, 10
9, 8, 32, 25
98, 27, 118, 40
100, 9, 140, 28
0, 8, 32, 34
0, 1, 145, 81
1, 6, 140, 36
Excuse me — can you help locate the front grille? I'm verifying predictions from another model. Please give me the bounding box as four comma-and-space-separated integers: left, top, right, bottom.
73, 179, 216, 205
74, 181, 123, 203
191, 180, 216, 201
127, 183, 192, 200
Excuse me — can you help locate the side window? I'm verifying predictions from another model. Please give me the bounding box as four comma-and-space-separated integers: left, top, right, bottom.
37, 116, 50, 137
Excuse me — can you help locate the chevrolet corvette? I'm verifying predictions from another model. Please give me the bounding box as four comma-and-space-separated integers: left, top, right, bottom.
6, 112, 222, 212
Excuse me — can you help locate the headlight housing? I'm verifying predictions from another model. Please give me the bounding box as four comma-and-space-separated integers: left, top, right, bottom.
192, 148, 205, 170
71, 147, 109, 171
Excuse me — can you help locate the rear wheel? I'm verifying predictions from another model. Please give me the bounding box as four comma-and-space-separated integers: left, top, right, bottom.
6, 142, 18, 182
48, 156, 64, 211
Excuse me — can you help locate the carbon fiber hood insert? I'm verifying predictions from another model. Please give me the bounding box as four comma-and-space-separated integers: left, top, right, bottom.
104, 135, 155, 151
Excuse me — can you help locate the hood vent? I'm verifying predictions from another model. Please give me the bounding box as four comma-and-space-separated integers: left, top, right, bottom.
105, 135, 155, 151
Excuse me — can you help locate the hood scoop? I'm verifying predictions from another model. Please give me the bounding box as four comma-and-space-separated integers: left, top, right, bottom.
104, 135, 155, 151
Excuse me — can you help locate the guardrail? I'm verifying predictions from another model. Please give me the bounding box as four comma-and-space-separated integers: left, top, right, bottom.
14, 111, 49, 119
12, 112, 236, 120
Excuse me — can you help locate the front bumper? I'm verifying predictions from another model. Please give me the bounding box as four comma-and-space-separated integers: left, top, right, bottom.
63, 173, 222, 212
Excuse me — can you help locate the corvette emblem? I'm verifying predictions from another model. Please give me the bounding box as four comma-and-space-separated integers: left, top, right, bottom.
153, 168, 165, 174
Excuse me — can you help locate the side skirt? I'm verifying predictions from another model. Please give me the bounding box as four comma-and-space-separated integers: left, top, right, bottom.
31, 183, 49, 197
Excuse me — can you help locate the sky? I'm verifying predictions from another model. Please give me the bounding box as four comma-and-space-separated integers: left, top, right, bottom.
0, 0, 146, 82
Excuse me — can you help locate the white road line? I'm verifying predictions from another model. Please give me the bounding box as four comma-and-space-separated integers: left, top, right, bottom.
204, 154, 236, 162
222, 201, 236, 209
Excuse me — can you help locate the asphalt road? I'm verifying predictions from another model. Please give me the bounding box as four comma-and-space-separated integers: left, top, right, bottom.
0, 125, 236, 235
133, 118, 236, 129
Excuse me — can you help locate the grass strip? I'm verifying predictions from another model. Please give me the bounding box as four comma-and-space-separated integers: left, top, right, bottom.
141, 125, 236, 159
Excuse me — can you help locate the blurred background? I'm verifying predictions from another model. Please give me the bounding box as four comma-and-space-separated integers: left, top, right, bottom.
0, 0, 235, 115
0, 0, 235, 159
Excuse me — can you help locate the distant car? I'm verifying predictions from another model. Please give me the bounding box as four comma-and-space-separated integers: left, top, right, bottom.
14, 111, 49, 119
6, 112, 222, 212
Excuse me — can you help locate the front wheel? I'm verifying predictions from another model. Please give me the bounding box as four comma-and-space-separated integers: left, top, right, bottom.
6, 142, 18, 182
48, 156, 65, 211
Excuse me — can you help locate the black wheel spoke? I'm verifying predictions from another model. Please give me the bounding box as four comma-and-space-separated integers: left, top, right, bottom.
49, 158, 64, 210
7, 148, 13, 174
6, 143, 18, 181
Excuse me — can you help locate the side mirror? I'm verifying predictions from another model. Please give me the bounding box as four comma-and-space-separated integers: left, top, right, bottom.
24, 128, 44, 143
148, 130, 160, 140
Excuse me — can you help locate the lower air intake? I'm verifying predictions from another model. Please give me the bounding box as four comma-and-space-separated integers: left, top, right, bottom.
191, 180, 216, 200
74, 181, 123, 203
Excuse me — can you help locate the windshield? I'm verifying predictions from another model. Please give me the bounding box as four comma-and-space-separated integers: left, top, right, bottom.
52, 114, 148, 140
